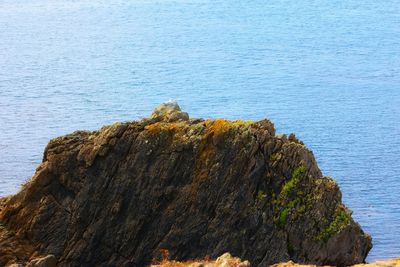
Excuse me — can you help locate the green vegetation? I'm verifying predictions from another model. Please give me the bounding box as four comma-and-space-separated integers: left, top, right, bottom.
298, 205, 306, 214
256, 190, 267, 202
316, 207, 351, 242
287, 200, 296, 208
279, 208, 289, 227
269, 153, 281, 162
252, 190, 267, 213
281, 165, 305, 197
273, 165, 308, 227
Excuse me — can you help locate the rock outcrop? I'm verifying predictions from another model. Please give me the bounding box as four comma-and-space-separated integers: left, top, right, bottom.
0, 102, 372, 266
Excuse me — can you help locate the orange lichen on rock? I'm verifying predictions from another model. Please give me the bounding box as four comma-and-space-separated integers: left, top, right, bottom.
167, 122, 182, 132
146, 122, 187, 136
146, 122, 163, 135
196, 119, 252, 160
193, 137, 214, 184
204, 119, 253, 139
192, 120, 222, 183
206, 119, 231, 137
0, 102, 373, 266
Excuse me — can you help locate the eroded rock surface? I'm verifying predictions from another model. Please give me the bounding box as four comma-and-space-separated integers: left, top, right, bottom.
0, 102, 371, 266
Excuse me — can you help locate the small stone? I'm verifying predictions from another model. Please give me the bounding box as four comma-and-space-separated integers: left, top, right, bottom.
151, 100, 181, 118
151, 101, 189, 122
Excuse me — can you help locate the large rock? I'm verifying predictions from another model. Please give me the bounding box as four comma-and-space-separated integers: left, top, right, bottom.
0, 103, 371, 266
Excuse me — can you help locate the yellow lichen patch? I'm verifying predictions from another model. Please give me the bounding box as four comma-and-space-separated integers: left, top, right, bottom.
203, 119, 254, 139
145, 123, 163, 135
210, 119, 254, 135
167, 122, 181, 132
192, 119, 255, 184
232, 120, 254, 127
205, 119, 231, 137
145, 122, 186, 136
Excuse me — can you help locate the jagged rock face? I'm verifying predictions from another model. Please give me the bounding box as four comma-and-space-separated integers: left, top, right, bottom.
0, 105, 371, 266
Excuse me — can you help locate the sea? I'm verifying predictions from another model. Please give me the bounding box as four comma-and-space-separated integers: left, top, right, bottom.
0, 0, 399, 262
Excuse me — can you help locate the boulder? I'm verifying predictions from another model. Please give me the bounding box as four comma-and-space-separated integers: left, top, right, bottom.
0, 103, 371, 266
150, 101, 189, 122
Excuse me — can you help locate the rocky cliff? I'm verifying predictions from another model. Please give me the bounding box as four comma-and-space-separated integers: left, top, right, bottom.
0, 102, 372, 266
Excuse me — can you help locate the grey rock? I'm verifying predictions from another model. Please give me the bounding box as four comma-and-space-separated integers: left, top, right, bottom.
151, 100, 189, 122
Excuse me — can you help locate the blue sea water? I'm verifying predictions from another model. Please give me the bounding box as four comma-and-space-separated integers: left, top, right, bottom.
0, 0, 399, 262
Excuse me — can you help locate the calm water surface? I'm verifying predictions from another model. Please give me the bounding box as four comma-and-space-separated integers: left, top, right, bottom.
0, 0, 399, 261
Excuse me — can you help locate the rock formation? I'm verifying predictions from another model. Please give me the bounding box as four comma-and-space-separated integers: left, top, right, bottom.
0, 102, 372, 266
